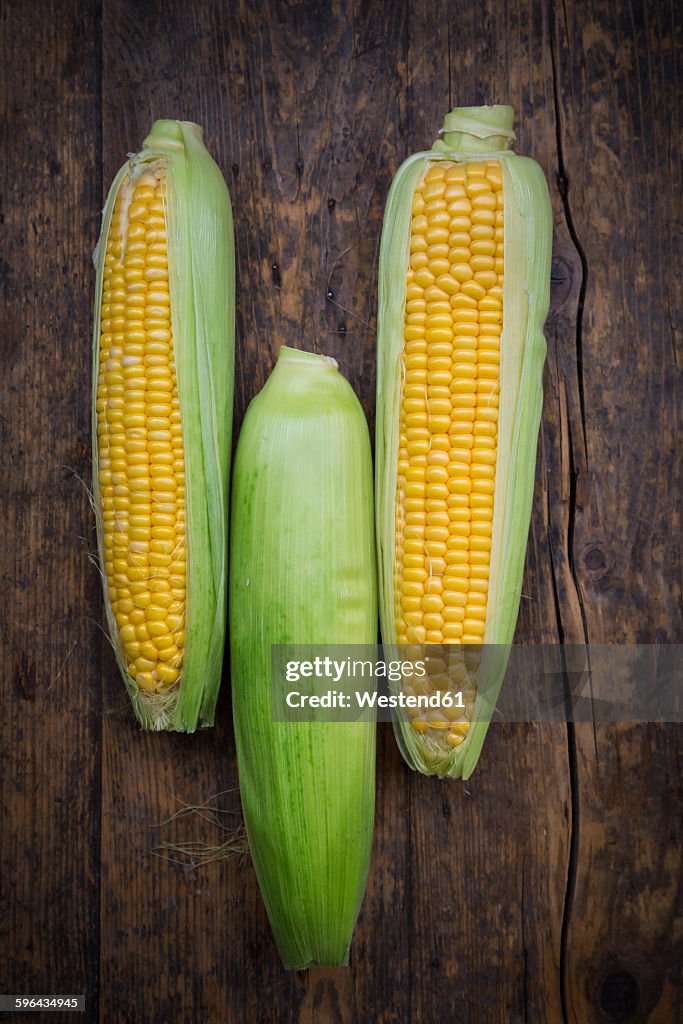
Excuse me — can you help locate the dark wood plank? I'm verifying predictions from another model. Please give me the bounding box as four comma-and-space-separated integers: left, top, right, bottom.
402, 3, 574, 1021
98, 709, 246, 1021
551, 1, 683, 1020
0, 1, 102, 1020
408, 727, 571, 1024
219, 0, 407, 435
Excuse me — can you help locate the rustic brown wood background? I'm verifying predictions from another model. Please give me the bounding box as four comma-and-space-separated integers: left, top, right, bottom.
1, 0, 680, 1021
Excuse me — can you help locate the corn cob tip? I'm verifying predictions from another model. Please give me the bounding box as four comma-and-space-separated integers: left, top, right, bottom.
277, 345, 339, 371
142, 119, 203, 152
435, 105, 516, 154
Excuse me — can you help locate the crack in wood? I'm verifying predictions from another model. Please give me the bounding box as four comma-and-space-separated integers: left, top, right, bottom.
548, 6, 594, 1023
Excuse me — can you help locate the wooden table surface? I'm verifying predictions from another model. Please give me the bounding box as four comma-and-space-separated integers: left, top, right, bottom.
1, 1, 680, 1021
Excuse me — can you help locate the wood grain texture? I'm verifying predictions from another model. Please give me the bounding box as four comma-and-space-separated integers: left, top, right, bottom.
0, 1, 102, 1021
550, 2, 683, 1020
0, 0, 680, 1021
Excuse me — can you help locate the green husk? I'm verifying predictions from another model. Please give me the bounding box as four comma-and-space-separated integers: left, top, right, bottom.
92, 120, 234, 731
376, 106, 552, 778
230, 347, 377, 970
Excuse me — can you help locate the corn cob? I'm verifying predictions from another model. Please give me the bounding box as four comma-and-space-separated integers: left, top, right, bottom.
376, 106, 552, 778
92, 120, 234, 731
230, 347, 376, 969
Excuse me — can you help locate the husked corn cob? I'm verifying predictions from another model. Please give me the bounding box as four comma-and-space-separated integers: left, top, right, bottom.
397, 158, 503, 648
230, 347, 376, 969
97, 171, 186, 693
376, 106, 552, 777
93, 120, 234, 731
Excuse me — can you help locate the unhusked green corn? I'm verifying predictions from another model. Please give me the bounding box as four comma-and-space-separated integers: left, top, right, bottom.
376, 105, 552, 778
92, 120, 234, 731
230, 347, 377, 969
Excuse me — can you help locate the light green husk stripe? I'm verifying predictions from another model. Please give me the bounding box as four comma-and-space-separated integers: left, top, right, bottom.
376, 106, 552, 778
92, 120, 234, 731
230, 347, 377, 969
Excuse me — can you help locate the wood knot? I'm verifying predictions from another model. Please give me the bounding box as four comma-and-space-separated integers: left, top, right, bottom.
584, 546, 606, 571
599, 970, 639, 1021
583, 543, 611, 580
550, 254, 574, 307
